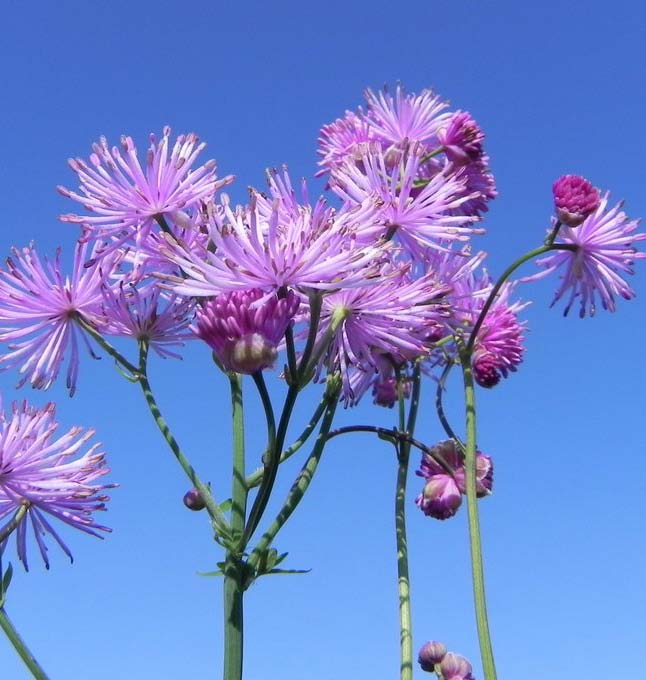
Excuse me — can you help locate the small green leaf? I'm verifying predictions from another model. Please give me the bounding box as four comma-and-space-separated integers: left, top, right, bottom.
267, 568, 311, 576
218, 499, 232, 513
197, 570, 224, 577
1, 563, 13, 596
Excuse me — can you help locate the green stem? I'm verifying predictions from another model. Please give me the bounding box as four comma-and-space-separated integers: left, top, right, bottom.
466, 243, 576, 354
247, 388, 339, 573
459, 348, 497, 680
137, 341, 230, 537
0, 504, 28, 544
435, 361, 464, 449
394, 364, 421, 680
245, 394, 328, 489
0, 608, 49, 679
75, 316, 140, 377
223, 373, 247, 680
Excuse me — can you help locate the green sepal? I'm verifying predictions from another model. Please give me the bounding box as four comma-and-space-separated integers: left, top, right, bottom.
1, 562, 14, 599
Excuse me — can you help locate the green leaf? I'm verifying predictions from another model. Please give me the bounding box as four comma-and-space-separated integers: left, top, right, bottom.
218, 498, 232, 513
196, 570, 224, 577
2, 563, 14, 595
267, 568, 311, 576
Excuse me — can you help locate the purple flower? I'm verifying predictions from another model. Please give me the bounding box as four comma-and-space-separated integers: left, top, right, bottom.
415, 440, 493, 520
330, 143, 483, 259
193, 289, 300, 374
440, 652, 475, 680
100, 282, 195, 359
183, 488, 206, 512
530, 193, 646, 316
372, 375, 412, 408
418, 641, 448, 672
0, 242, 116, 395
59, 127, 233, 247
363, 85, 450, 148
317, 110, 376, 176
314, 268, 450, 400
437, 111, 485, 166
0, 401, 113, 570
162, 170, 386, 297
553, 175, 600, 227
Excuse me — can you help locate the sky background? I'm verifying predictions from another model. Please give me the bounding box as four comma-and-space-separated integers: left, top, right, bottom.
1, 1, 645, 678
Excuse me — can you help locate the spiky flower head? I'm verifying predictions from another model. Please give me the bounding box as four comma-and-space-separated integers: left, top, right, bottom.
58, 127, 233, 250
437, 111, 485, 166
0, 242, 117, 395
0, 401, 112, 570
553, 175, 600, 227
193, 289, 300, 374
530, 193, 646, 316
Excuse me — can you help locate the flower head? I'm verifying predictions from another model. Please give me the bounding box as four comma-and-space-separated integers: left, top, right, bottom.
0, 401, 113, 570
437, 111, 485, 166
100, 282, 195, 359
415, 440, 493, 520
193, 289, 300, 374
440, 652, 475, 680
0, 242, 116, 395
553, 175, 600, 227
163, 169, 386, 297
530, 193, 646, 316
59, 127, 233, 248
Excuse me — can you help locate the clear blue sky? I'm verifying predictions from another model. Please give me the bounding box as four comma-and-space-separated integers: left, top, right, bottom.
1, 1, 645, 678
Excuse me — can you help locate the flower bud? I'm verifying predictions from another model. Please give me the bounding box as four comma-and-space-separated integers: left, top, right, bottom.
418, 641, 447, 671
372, 377, 411, 408
440, 652, 474, 679
183, 488, 206, 511
552, 175, 600, 227
415, 475, 462, 520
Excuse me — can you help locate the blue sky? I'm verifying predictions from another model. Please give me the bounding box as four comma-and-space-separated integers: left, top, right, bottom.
1, 1, 645, 678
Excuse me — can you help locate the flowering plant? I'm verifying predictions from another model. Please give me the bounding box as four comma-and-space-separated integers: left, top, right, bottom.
0, 85, 643, 680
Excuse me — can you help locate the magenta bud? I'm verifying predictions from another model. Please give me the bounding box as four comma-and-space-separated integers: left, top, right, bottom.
440, 652, 474, 679
183, 488, 206, 511
416, 475, 462, 520
418, 641, 447, 671
553, 174, 600, 227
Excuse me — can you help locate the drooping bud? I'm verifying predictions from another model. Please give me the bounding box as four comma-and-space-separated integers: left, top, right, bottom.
437, 111, 485, 166
194, 289, 300, 374
183, 488, 206, 511
416, 475, 463, 520
473, 354, 501, 388
418, 641, 447, 672
372, 376, 412, 408
439, 652, 474, 680
455, 452, 494, 498
552, 175, 600, 227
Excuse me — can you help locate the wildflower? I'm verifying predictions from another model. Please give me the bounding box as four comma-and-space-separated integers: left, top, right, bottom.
329, 143, 483, 259
531, 193, 646, 316
415, 440, 493, 520
0, 401, 112, 570
553, 175, 600, 227
0, 242, 115, 395
193, 289, 300, 374
437, 111, 485, 166
418, 641, 448, 672
58, 127, 233, 245
100, 282, 195, 359
440, 652, 475, 680
163, 171, 386, 297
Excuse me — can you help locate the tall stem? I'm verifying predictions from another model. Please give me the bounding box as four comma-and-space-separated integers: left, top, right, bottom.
394, 364, 421, 680
459, 350, 497, 680
0, 608, 49, 680
223, 374, 247, 680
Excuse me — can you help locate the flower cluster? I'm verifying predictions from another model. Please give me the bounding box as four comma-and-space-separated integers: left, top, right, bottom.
0, 401, 113, 570
418, 640, 474, 679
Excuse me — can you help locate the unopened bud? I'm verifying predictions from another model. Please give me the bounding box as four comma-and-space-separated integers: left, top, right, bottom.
183, 488, 206, 511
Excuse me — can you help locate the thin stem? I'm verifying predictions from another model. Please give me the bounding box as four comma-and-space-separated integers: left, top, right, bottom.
459, 348, 497, 680
137, 341, 230, 537
466, 243, 576, 354
223, 373, 247, 680
247, 389, 339, 573
0, 608, 49, 679
251, 372, 277, 466
75, 316, 140, 377
245, 394, 329, 489
297, 291, 323, 385
0, 504, 28, 544
435, 362, 464, 448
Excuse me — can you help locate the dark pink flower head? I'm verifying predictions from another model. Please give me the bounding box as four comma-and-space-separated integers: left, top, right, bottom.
100, 282, 195, 359
59, 127, 233, 250
194, 289, 300, 374
528, 193, 646, 317
0, 242, 118, 395
440, 652, 475, 680
372, 375, 412, 408
416, 440, 493, 520
418, 641, 448, 672
553, 175, 600, 227
162, 169, 387, 297
437, 111, 485, 166
450, 271, 528, 388
0, 401, 113, 570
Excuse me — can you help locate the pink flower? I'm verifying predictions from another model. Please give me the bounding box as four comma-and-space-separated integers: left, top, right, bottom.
552, 175, 600, 227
